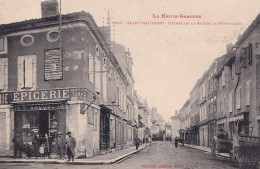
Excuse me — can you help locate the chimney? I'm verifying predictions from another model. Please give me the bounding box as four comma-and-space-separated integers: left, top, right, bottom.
226, 43, 233, 53
41, 0, 59, 18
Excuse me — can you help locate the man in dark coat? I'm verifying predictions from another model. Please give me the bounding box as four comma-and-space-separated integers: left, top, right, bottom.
56, 131, 65, 159
34, 133, 41, 158
12, 133, 23, 159
65, 131, 76, 162
175, 137, 178, 148
134, 135, 140, 150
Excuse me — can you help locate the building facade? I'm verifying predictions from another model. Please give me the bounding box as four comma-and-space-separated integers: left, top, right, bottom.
178, 13, 260, 147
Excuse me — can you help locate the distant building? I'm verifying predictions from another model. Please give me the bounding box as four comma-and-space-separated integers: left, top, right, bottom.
170, 110, 180, 140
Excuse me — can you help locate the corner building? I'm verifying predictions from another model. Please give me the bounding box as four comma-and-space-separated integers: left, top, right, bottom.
0, 0, 114, 158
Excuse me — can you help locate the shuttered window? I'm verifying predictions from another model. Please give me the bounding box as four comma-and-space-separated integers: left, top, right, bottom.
102, 66, 107, 102
17, 55, 36, 89
0, 58, 8, 90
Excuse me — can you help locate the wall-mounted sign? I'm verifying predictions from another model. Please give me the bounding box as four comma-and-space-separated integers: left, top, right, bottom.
14, 103, 65, 111
44, 48, 63, 80
0, 88, 95, 105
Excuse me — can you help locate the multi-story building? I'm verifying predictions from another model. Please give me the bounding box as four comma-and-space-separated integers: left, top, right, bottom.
0, 0, 145, 157
178, 13, 260, 147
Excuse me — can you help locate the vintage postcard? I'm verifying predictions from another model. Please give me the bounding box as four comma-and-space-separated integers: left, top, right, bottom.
0, 0, 260, 168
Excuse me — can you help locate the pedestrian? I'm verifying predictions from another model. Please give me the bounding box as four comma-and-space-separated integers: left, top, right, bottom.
56, 131, 65, 159
65, 131, 76, 162
43, 133, 51, 158
25, 133, 34, 159
134, 135, 140, 150
12, 132, 23, 159
175, 137, 178, 148
34, 133, 41, 158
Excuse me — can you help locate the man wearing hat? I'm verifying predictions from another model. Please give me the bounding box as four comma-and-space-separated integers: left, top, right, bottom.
65, 131, 76, 162
56, 131, 65, 159
12, 132, 23, 159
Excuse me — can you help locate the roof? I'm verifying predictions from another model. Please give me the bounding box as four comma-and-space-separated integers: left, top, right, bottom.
235, 13, 260, 47
0, 11, 109, 52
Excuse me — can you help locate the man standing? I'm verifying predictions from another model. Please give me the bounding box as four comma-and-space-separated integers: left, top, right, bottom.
12, 133, 23, 159
56, 131, 65, 159
174, 137, 178, 148
65, 131, 76, 162
134, 135, 140, 150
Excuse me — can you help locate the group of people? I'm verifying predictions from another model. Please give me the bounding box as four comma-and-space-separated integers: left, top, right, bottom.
12, 131, 76, 162
12, 132, 51, 159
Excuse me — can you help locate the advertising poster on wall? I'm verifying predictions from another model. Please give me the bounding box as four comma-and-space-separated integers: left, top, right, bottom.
44, 48, 63, 80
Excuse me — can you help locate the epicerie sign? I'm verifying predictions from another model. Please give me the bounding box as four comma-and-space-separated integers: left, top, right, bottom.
0, 88, 94, 104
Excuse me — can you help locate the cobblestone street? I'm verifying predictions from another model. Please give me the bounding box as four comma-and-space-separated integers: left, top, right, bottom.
0, 142, 238, 169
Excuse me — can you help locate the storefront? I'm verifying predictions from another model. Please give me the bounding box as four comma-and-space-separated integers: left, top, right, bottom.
0, 87, 98, 157
13, 102, 66, 155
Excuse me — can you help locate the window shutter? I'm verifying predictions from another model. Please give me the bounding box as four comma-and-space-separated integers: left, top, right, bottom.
0, 62, 4, 89
229, 92, 233, 113
236, 87, 241, 109
102, 68, 107, 102
246, 80, 251, 106
32, 56, 36, 89
95, 58, 101, 93
222, 70, 226, 87
17, 57, 24, 89
24, 58, 33, 88
235, 54, 241, 75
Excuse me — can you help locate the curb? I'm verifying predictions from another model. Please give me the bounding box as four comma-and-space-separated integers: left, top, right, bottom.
183, 144, 230, 159
0, 145, 149, 165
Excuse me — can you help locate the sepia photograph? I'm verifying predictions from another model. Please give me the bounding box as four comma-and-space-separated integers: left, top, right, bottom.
0, 0, 260, 168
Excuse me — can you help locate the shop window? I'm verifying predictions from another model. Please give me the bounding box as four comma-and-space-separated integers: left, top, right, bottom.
0, 58, 8, 90
17, 55, 37, 90
0, 37, 8, 54
49, 111, 58, 138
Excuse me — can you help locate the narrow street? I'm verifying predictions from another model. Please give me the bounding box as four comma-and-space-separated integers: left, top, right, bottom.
0, 142, 238, 169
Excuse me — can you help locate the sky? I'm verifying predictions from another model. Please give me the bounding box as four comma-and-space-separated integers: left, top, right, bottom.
0, 0, 260, 121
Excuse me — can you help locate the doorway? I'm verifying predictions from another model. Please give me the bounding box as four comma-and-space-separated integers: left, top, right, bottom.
39, 111, 49, 137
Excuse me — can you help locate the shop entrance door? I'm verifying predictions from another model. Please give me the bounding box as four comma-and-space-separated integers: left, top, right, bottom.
39, 111, 49, 137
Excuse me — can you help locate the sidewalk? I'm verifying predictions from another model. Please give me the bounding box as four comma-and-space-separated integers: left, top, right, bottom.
0, 143, 150, 165
183, 143, 230, 158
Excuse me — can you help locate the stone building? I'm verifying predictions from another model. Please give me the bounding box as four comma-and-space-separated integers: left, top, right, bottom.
178, 13, 260, 147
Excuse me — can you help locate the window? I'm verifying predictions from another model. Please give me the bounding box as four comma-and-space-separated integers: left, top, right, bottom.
0, 58, 8, 90
17, 55, 36, 90
246, 80, 251, 106
0, 37, 8, 54
20, 35, 34, 47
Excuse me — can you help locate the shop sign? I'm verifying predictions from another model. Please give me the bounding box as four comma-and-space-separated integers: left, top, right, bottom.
14, 103, 65, 111
44, 48, 63, 80
0, 88, 94, 105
